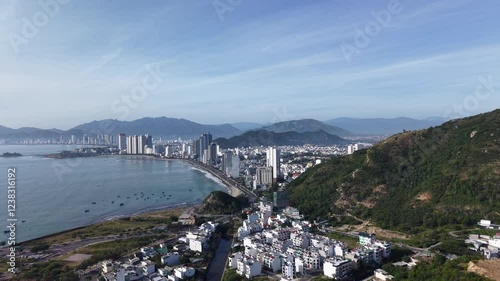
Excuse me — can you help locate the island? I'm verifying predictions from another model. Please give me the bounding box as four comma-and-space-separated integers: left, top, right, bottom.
1, 152, 23, 157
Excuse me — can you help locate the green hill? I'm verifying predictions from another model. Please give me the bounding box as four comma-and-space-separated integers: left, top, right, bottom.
214, 129, 348, 149
289, 109, 500, 232
201, 191, 249, 214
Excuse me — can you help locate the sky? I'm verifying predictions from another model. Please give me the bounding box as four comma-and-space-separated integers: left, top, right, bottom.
0, 0, 499, 129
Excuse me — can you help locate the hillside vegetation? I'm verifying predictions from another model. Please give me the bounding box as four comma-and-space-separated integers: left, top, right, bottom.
201, 191, 249, 214
214, 129, 347, 149
290, 109, 500, 233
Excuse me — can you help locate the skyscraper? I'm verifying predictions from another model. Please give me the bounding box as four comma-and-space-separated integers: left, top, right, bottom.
126, 136, 133, 154
256, 166, 273, 186
145, 134, 153, 149
196, 132, 212, 162
266, 147, 281, 182
207, 142, 218, 166
118, 133, 127, 151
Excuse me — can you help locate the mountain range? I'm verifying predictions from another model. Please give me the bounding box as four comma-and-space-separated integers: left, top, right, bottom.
214, 129, 348, 149
289, 109, 500, 232
260, 119, 351, 136
0, 116, 447, 141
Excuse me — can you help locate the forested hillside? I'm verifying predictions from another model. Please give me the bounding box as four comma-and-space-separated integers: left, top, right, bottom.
290, 109, 500, 233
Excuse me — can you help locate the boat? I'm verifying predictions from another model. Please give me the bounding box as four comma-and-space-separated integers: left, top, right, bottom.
4, 230, 9, 233
92, 202, 96, 204
84, 210, 89, 213
120, 203, 124, 206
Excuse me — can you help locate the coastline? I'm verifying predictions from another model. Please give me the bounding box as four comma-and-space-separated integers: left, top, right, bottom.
182, 159, 245, 198
8, 155, 247, 245
17, 201, 199, 246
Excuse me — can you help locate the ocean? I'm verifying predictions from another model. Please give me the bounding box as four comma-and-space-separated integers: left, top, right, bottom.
0, 145, 226, 242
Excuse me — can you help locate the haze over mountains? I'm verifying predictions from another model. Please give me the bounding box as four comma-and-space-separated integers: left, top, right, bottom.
325, 117, 446, 135
0, 116, 447, 141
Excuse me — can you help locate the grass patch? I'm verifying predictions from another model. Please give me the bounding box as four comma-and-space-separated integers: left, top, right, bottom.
23, 207, 185, 246
76, 235, 162, 269
326, 232, 359, 248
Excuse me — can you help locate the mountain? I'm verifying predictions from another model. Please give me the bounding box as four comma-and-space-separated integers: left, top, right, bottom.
214, 129, 348, 149
0, 125, 14, 136
0, 126, 63, 140
0, 117, 242, 140
70, 117, 241, 139
290, 109, 500, 232
260, 119, 351, 136
325, 117, 446, 135
229, 122, 264, 131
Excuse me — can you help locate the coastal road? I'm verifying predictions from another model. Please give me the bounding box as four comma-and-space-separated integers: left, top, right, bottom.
186, 160, 258, 201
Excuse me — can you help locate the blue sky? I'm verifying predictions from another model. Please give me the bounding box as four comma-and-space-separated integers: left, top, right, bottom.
0, 0, 499, 129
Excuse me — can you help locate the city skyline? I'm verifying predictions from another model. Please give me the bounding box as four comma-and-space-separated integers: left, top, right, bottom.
1, 0, 499, 129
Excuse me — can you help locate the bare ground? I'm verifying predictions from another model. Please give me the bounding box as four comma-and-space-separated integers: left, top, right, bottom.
468, 260, 500, 281
335, 220, 409, 240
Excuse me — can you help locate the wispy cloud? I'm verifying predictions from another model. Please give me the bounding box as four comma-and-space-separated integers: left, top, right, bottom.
0, 0, 499, 128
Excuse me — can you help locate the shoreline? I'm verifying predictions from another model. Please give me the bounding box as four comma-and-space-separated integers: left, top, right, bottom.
17, 201, 200, 246
6, 156, 247, 245
182, 159, 245, 198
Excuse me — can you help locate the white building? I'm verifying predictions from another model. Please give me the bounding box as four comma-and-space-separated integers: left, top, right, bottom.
374, 268, 394, 280
266, 147, 281, 182
189, 239, 203, 253
261, 252, 282, 272
236, 256, 262, 279
324, 258, 352, 280
161, 252, 180, 266
347, 144, 359, 155
359, 232, 376, 245
174, 266, 196, 279
101, 260, 114, 273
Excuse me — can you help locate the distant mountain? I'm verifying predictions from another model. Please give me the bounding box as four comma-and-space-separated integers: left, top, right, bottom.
0, 126, 63, 140
229, 122, 264, 131
290, 109, 500, 232
214, 129, 348, 149
70, 117, 241, 139
260, 119, 351, 136
0, 117, 242, 141
0, 125, 14, 136
325, 117, 446, 135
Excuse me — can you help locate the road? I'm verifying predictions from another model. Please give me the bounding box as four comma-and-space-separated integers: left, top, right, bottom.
0, 232, 174, 263
185, 159, 258, 201
323, 227, 441, 253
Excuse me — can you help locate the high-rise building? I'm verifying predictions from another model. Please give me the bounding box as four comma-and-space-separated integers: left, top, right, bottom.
70, 135, 76, 144
118, 133, 127, 151
207, 142, 218, 166
229, 154, 240, 178
256, 167, 273, 186
196, 133, 212, 161
131, 135, 138, 154
145, 134, 153, 149
347, 144, 358, 155
126, 136, 133, 154
137, 135, 147, 154
266, 147, 281, 182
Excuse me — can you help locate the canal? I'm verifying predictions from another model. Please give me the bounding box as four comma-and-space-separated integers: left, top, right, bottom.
205, 238, 232, 281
